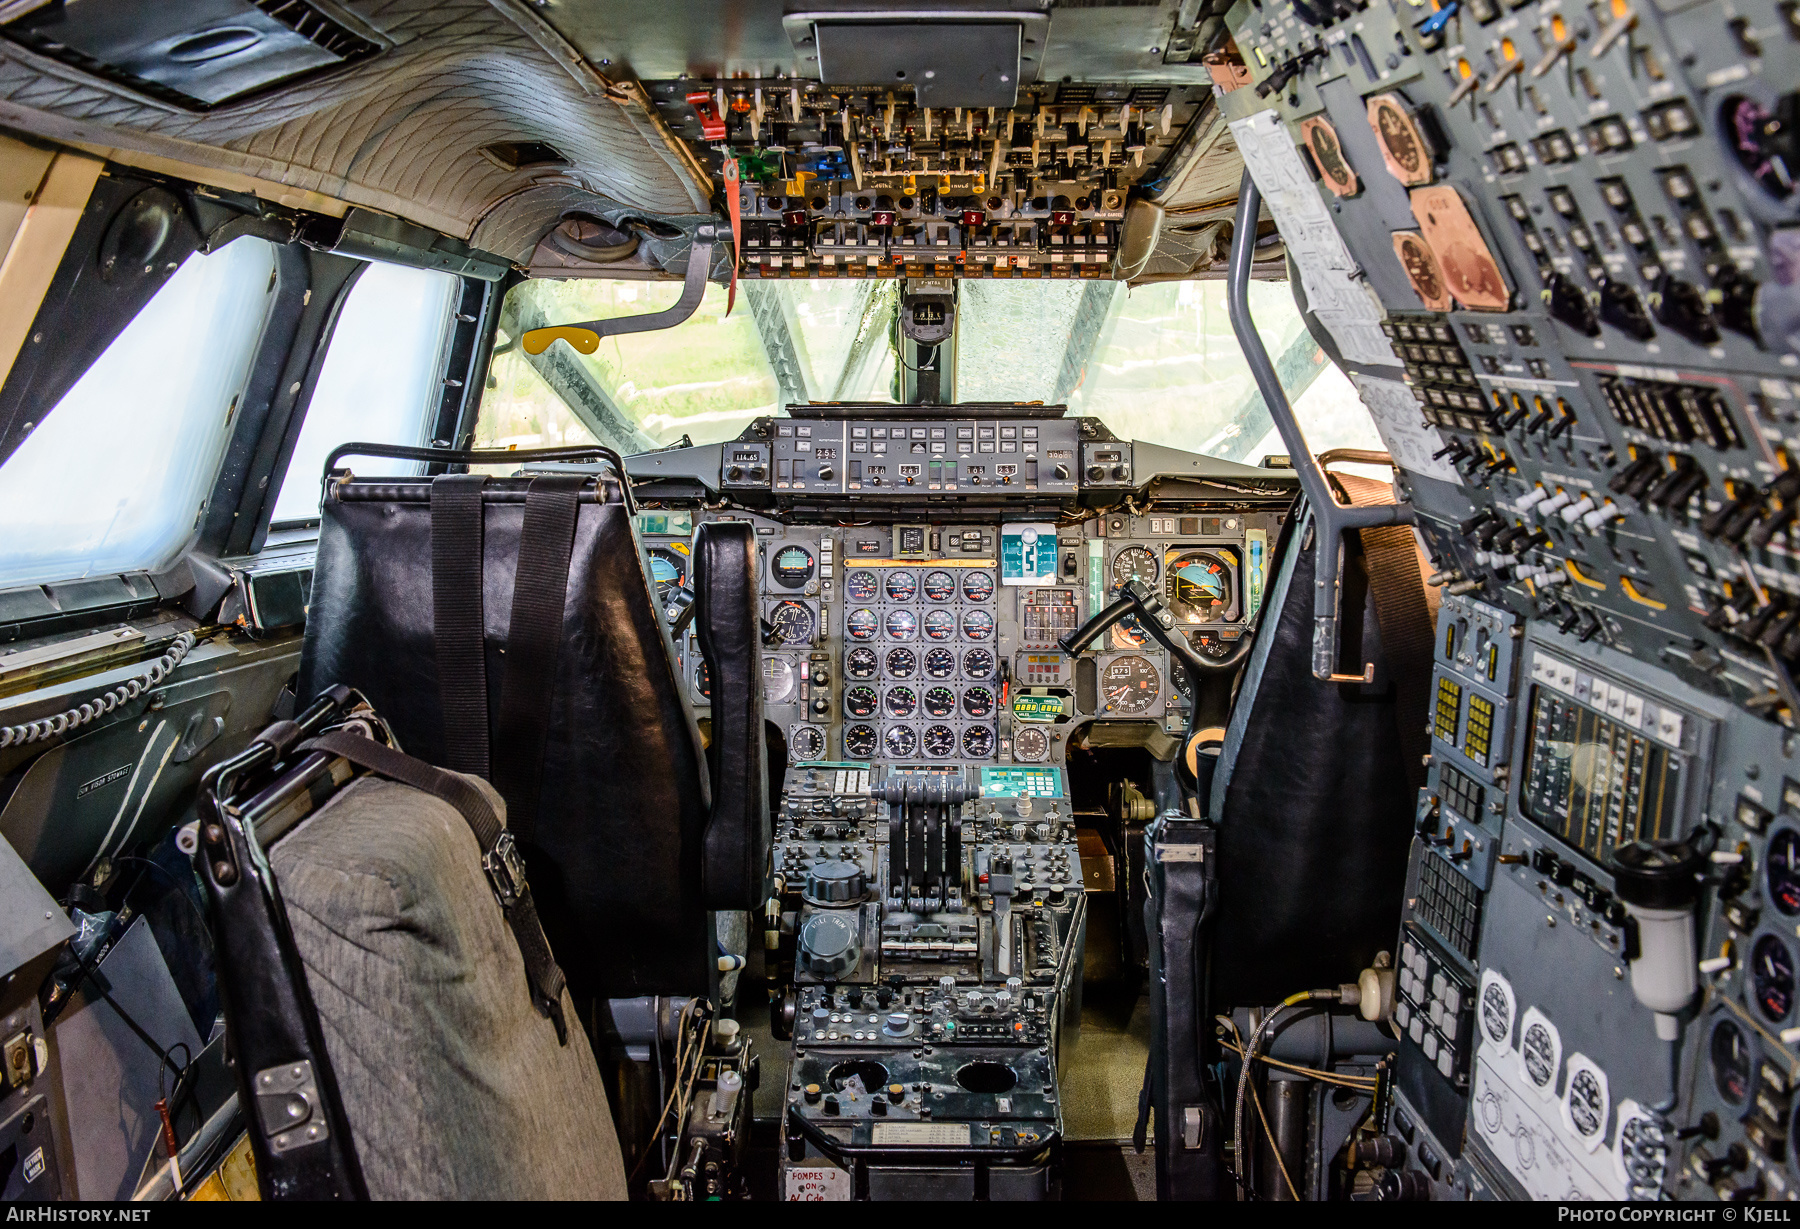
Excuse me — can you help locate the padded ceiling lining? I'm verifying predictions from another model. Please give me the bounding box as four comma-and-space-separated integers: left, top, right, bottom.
0, 0, 710, 245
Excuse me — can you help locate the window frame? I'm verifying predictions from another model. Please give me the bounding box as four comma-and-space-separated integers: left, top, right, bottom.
262, 260, 469, 532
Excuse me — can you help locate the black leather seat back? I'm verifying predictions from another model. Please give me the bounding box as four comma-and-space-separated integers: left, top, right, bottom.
1206, 500, 1426, 1006
692, 522, 769, 909
298, 477, 713, 1001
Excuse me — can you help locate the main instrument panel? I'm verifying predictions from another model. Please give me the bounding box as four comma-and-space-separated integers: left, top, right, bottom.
632, 409, 1292, 776
643, 507, 1282, 773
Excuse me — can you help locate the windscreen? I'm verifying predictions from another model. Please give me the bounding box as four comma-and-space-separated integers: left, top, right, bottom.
477, 275, 1377, 463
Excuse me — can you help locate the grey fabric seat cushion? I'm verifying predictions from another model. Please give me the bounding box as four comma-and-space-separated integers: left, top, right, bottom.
270, 775, 627, 1201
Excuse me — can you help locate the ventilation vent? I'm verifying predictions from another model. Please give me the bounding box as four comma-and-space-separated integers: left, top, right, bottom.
3, 0, 382, 111
478, 141, 569, 172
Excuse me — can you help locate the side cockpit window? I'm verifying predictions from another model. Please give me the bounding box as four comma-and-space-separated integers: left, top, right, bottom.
270, 260, 460, 525
0, 235, 278, 589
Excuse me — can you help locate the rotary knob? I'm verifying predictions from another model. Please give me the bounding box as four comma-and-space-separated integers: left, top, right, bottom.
805, 859, 866, 903
798, 912, 862, 979
881, 1013, 915, 1037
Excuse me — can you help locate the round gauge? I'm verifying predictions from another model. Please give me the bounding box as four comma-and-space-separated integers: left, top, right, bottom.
1520, 1019, 1556, 1090
963, 648, 994, 678
846, 647, 879, 679
1166, 552, 1233, 623
764, 657, 799, 705
1111, 545, 1158, 589
1169, 657, 1193, 701
884, 686, 918, 719
844, 686, 879, 718
885, 571, 918, 601
769, 600, 815, 646
844, 724, 877, 759
646, 546, 689, 612
1711, 1017, 1752, 1104
790, 725, 825, 761
1754, 933, 1797, 1022
961, 726, 995, 758
925, 648, 957, 678
1770, 828, 1800, 915
962, 686, 995, 718
1565, 1067, 1605, 1142
885, 609, 917, 641
923, 725, 957, 757
963, 571, 995, 602
884, 726, 917, 757
1013, 726, 1050, 762
846, 608, 878, 641
922, 570, 957, 601
962, 610, 995, 640
924, 686, 958, 718
692, 659, 711, 701
1111, 616, 1150, 649
846, 570, 879, 601
923, 609, 957, 641
771, 545, 816, 589
1101, 655, 1161, 714
885, 648, 917, 677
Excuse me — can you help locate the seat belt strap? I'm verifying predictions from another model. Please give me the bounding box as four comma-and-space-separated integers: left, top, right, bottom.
430, 474, 491, 778
302, 729, 570, 1044
492, 476, 584, 846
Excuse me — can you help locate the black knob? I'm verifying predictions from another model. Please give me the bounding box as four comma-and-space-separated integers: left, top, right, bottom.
750, 465, 767, 481
727, 465, 744, 481
818, 465, 834, 481
1112, 465, 1130, 481
811, 697, 830, 715
1054, 463, 1071, 480
1376, 1170, 1431, 1201
1086, 465, 1106, 481
1676, 1112, 1720, 1142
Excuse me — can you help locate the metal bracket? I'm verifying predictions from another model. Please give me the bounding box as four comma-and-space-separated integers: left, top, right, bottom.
1225, 169, 1413, 683
255, 1060, 329, 1156
482, 831, 529, 910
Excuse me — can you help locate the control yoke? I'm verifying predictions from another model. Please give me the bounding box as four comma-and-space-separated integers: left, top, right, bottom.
1058, 579, 1255, 677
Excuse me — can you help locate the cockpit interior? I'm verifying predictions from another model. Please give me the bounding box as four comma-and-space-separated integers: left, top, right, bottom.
0, 0, 1792, 1205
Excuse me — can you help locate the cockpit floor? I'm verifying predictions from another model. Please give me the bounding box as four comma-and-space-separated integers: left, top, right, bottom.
1056, 985, 1152, 1143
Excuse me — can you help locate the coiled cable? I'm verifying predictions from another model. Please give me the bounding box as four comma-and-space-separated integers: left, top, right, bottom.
0, 630, 197, 749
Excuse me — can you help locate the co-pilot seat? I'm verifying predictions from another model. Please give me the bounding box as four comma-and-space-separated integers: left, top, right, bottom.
296, 446, 771, 1007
